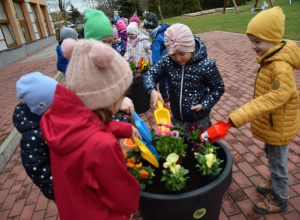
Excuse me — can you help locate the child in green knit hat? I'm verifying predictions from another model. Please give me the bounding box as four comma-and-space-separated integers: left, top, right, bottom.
84, 9, 114, 45
83, 9, 135, 117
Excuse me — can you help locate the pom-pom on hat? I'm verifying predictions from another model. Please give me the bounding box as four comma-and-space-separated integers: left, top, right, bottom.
164, 23, 195, 55
60, 27, 78, 41
247, 6, 285, 44
16, 72, 58, 115
129, 14, 140, 25
84, 9, 113, 40
116, 19, 127, 31
113, 25, 118, 38
143, 12, 158, 29
61, 39, 133, 110
127, 22, 139, 35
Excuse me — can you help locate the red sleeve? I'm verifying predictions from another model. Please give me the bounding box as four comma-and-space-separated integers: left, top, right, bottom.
110, 120, 133, 139
85, 136, 140, 216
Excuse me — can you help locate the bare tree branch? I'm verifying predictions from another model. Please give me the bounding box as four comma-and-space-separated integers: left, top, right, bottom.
96, 0, 118, 17
46, 0, 73, 15
82, 0, 98, 9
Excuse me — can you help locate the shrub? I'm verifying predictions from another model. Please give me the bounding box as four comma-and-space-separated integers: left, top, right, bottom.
199, 0, 246, 10
146, 0, 201, 19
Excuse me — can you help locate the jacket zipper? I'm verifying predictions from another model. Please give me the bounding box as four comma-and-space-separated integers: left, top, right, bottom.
269, 114, 273, 127
180, 66, 184, 120
253, 41, 286, 98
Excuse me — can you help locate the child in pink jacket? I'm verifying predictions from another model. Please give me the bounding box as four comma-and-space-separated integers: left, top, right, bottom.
116, 19, 128, 50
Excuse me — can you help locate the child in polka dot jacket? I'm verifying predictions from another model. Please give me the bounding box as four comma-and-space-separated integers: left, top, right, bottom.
12, 72, 58, 201
143, 23, 225, 130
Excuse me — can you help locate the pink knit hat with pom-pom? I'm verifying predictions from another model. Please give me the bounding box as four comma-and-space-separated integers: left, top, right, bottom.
61, 39, 132, 110
129, 14, 140, 25
116, 19, 127, 31
164, 23, 195, 55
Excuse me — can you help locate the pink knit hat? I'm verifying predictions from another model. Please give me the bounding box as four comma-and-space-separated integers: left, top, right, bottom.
116, 19, 127, 31
164, 23, 195, 55
129, 14, 140, 25
113, 25, 118, 38
61, 39, 133, 110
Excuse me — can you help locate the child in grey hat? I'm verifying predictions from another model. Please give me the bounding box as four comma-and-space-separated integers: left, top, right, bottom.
56, 27, 78, 75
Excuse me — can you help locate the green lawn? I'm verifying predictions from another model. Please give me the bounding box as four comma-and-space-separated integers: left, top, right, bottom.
158, 0, 300, 41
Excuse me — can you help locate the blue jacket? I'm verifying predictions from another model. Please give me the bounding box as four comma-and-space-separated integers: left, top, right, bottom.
144, 35, 225, 122
150, 23, 170, 65
112, 39, 126, 56
56, 43, 69, 75
12, 101, 55, 200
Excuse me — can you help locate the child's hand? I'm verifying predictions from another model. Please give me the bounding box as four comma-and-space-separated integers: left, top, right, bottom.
191, 104, 203, 112
150, 90, 163, 109
131, 126, 142, 144
120, 97, 135, 116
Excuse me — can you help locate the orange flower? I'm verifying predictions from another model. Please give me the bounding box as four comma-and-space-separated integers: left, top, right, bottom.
126, 157, 136, 168
127, 157, 136, 164
135, 147, 140, 152
134, 162, 142, 170
122, 150, 127, 159
139, 170, 149, 179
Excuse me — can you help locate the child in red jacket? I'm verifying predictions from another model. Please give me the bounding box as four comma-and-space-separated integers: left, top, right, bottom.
40, 39, 140, 220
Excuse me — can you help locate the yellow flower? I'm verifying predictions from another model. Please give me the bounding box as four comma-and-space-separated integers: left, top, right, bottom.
170, 164, 181, 175
205, 153, 216, 168
163, 153, 179, 169
142, 61, 149, 70
163, 153, 181, 174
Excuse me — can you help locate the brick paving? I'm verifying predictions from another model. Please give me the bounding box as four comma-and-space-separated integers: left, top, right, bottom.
0, 42, 58, 145
0, 31, 299, 220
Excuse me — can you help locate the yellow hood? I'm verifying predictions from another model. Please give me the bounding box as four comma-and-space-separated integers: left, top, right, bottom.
256, 40, 300, 70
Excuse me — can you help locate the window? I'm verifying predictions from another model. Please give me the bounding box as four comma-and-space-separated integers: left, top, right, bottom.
0, 0, 16, 47
40, 6, 50, 36
30, 4, 41, 38
14, 1, 31, 42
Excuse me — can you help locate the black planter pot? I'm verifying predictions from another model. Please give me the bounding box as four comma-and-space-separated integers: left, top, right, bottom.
127, 75, 150, 114
138, 141, 233, 220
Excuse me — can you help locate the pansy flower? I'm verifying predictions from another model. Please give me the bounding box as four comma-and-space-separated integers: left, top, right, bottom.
134, 162, 142, 170
205, 153, 217, 168
140, 170, 149, 179
126, 157, 136, 168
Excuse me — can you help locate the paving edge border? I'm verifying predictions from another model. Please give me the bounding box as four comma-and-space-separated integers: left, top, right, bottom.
0, 71, 64, 173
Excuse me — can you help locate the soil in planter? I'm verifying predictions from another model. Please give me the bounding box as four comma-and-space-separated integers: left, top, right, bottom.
142, 145, 227, 194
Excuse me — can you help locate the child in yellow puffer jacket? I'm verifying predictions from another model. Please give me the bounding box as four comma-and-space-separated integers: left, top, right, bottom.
228, 6, 300, 215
